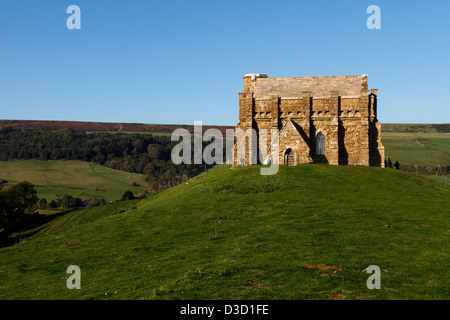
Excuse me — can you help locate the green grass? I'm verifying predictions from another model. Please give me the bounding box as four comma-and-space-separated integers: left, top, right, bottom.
427, 175, 449, 185
0, 160, 149, 201
0, 164, 449, 300
381, 131, 450, 167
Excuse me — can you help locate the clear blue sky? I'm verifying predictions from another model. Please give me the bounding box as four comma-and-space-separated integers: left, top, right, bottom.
1, 0, 449, 125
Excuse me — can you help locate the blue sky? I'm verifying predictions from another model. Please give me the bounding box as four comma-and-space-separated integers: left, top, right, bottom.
0, 0, 449, 125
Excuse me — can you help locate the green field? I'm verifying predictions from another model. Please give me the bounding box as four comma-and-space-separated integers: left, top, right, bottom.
0, 160, 149, 202
0, 164, 449, 300
381, 124, 450, 167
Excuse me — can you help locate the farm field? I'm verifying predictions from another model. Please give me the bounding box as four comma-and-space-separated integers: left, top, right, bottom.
381, 124, 450, 167
0, 160, 149, 202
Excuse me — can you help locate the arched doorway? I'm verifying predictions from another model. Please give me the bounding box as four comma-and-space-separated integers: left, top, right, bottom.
284, 148, 295, 166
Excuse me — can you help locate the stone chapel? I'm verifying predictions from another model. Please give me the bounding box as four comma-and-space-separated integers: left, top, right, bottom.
233, 74, 385, 167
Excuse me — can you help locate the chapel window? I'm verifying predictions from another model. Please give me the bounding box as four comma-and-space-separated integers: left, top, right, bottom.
316, 132, 325, 155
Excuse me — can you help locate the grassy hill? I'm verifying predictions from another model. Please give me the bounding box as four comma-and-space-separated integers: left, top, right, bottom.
0, 164, 448, 300
0, 160, 149, 202
381, 123, 443, 133
381, 124, 450, 167
382, 132, 450, 167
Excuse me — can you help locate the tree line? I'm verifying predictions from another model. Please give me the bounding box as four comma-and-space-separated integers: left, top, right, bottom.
0, 127, 206, 192
0, 181, 38, 235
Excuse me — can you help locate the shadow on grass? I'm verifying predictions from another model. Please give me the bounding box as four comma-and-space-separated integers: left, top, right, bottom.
0, 210, 72, 248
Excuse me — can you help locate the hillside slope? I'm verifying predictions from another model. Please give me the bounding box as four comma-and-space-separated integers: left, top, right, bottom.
0, 160, 149, 201
0, 165, 449, 300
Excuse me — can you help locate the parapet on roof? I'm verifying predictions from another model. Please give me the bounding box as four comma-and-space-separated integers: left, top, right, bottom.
245, 74, 369, 99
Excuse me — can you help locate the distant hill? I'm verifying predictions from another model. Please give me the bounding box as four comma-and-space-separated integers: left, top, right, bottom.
0, 164, 449, 299
381, 124, 450, 168
382, 123, 450, 133
1, 120, 449, 168
3, 120, 448, 134
0, 120, 234, 134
